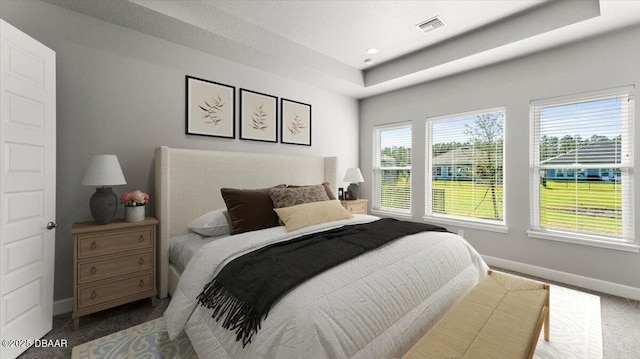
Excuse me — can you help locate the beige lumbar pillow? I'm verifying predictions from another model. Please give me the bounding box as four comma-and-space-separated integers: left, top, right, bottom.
274, 200, 353, 232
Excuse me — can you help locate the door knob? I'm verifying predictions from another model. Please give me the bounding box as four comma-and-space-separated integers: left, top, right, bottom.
46, 222, 58, 230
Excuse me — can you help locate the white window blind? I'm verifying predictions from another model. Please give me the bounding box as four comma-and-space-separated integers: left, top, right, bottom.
426, 108, 505, 225
373, 123, 412, 214
530, 87, 634, 243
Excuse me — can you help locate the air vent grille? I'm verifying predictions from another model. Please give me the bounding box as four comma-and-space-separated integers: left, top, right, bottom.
417, 16, 445, 34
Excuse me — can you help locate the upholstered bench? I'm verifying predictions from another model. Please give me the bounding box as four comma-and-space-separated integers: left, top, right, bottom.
401, 269, 549, 359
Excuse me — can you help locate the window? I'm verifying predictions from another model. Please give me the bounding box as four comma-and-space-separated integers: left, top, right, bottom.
373, 123, 411, 215
530, 87, 634, 245
425, 108, 505, 226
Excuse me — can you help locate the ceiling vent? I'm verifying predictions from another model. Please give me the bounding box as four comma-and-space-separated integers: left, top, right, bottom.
416, 16, 445, 34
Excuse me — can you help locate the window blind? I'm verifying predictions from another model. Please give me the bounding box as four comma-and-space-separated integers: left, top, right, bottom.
373, 124, 412, 214
426, 108, 505, 224
530, 88, 634, 242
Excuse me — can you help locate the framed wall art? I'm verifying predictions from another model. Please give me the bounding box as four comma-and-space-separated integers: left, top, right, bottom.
280, 98, 311, 146
240, 89, 278, 143
185, 75, 235, 138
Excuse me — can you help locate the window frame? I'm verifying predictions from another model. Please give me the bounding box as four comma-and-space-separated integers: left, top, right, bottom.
371, 122, 412, 218
528, 86, 637, 252
423, 107, 507, 231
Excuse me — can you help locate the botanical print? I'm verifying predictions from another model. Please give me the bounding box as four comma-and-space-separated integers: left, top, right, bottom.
186, 76, 235, 138
240, 89, 277, 142
199, 95, 225, 125
288, 112, 305, 135
251, 105, 269, 131
281, 98, 311, 146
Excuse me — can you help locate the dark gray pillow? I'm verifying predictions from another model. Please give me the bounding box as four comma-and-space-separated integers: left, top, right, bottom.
269, 185, 330, 209
287, 182, 336, 200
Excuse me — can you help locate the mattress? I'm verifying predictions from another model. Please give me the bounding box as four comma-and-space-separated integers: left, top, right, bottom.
169, 232, 226, 272
164, 215, 488, 359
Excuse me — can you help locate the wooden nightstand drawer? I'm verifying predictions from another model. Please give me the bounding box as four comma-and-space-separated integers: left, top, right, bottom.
77, 272, 154, 310
341, 199, 368, 214
77, 228, 152, 259
78, 251, 152, 284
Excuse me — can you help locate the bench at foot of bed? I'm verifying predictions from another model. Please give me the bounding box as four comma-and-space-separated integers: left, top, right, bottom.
401, 269, 549, 359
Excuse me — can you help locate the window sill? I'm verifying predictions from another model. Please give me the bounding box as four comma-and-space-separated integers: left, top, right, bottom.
370, 209, 413, 221
422, 216, 508, 234
527, 230, 639, 253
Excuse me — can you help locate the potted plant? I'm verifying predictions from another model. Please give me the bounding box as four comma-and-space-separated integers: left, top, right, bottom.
120, 190, 149, 222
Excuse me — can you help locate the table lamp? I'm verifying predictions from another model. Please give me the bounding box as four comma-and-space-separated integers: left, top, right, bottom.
81, 154, 126, 224
343, 168, 364, 200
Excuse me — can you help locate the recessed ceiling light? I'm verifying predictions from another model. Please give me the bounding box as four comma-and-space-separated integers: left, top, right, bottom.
364, 58, 373, 64
366, 48, 379, 55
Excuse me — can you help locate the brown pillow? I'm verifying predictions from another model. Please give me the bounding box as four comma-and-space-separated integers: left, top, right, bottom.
269, 185, 330, 209
221, 184, 285, 235
287, 182, 336, 200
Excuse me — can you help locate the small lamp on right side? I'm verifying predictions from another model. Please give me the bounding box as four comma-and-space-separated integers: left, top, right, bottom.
343, 167, 364, 200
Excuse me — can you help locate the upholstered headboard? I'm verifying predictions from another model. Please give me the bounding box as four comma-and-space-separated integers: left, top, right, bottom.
154, 146, 338, 298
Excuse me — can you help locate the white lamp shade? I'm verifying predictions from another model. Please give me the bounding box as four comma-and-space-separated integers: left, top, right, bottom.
81, 154, 127, 186
343, 168, 364, 183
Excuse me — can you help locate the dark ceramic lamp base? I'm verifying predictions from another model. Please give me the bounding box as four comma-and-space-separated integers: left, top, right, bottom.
90, 187, 118, 224
346, 183, 360, 200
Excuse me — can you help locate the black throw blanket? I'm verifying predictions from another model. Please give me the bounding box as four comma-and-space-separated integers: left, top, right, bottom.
196, 218, 448, 346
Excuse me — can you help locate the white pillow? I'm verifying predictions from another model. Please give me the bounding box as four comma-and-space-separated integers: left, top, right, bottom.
188, 208, 231, 237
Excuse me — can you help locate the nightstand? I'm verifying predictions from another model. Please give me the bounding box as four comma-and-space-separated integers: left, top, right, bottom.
341, 199, 368, 214
71, 217, 158, 329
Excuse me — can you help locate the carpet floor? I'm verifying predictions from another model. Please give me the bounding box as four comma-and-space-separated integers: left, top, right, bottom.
69, 284, 601, 359
17, 270, 640, 359
495, 268, 640, 359
18, 298, 168, 359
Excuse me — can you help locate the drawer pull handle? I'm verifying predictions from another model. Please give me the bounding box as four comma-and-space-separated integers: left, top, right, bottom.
139, 258, 144, 265
138, 280, 144, 287
90, 266, 97, 275
90, 242, 97, 250
90, 291, 97, 299
138, 235, 144, 242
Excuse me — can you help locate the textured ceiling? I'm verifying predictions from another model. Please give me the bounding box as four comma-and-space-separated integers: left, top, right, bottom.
204, 0, 547, 69
42, 0, 640, 98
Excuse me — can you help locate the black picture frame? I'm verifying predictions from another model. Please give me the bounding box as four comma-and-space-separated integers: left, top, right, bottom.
280, 98, 312, 146
239, 88, 278, 143
185, 75, 235, 139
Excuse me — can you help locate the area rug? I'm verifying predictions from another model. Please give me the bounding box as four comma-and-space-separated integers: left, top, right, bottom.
72, 285, 601, 358
71, 318, 196, 359
534, 285, 602, 359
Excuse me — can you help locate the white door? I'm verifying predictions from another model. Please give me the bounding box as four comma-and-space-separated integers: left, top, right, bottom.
0, 19, 56, 359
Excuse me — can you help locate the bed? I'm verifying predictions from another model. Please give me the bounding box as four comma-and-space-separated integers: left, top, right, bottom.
156, 146, 488, 359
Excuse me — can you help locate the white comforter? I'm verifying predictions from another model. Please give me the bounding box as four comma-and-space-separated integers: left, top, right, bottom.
164, 215, 488, 359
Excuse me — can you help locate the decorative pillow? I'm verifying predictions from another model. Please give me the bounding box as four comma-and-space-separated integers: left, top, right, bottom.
188, 208, 231, 237
274, 200, 353, 232
221, 185, 286, 235
287, 182, 336, 200
269, 185, 330, 209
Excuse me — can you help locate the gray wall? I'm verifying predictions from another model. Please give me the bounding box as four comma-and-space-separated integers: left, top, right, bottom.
1, 1, 359, 301
360, 24, 640, 290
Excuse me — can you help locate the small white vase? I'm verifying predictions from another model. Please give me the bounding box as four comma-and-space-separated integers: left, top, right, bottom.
125, 205, 145, 222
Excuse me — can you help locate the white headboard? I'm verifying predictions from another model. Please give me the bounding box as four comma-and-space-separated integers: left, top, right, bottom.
154, 146, 338, 298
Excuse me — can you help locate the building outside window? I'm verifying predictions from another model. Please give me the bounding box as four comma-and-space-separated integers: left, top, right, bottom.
372, 123, 412, 215
530, 87, 634, 245
425, 108, 505, 226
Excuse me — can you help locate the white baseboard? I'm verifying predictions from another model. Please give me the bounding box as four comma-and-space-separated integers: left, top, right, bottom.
53, 297, 72, 316
483, 255, 640, 301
